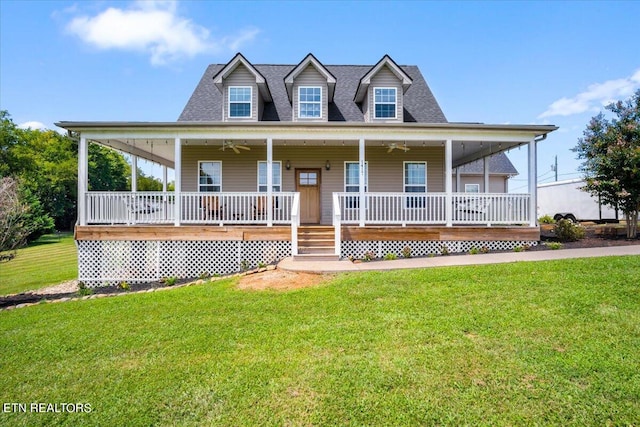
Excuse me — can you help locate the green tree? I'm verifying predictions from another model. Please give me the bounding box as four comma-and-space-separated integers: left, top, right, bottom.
573, 89, 640, 238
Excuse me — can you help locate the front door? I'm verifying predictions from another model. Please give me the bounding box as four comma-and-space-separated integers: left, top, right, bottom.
296, 169, 321, 224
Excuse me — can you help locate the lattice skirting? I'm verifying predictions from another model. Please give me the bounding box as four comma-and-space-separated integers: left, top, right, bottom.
341, 240, 537, 259
78, 240, 291, 287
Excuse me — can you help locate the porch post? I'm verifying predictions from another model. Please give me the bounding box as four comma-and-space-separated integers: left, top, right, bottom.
445, 139, 453, 227
174, 137, 181, 226
162, 165, 167, 192
359, 137, 366, 227
266, 137, 273, 227
484, 156, 490, 193
131, 155, 138, 192
528, 138, 537, 227
78, 135, 88, 226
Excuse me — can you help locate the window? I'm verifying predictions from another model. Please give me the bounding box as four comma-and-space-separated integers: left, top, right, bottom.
404, 162, 426, 208
344, 161, 368, 208
199, 161, 222, 192
465, 183, 480, 193
228, 86, 252, 118
374, 87, 397, 119
257, 161, 282, 192
298, 87, 322, 118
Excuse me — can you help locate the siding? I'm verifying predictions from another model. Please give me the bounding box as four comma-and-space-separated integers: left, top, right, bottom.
292, 65, 328, 122
223, 64, 258, 122
182, 145, 445, 224
366, 66, 404, 123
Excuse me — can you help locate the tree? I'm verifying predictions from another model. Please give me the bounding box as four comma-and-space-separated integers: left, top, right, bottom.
573, 89, 640, 238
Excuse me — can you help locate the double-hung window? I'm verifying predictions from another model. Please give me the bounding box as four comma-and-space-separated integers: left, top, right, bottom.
344, 161, 368, 208
404, 162, 426, 208
228, 86, 252, 118
298, 87, 322, 118
257, 161, 282, 192
258, 161, 282, 209
199, 161, 222, 192
374, 87, 397, 119
465, 184, 480, 193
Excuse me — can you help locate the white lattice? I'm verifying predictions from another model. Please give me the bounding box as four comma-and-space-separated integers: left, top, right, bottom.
78, 240, 290, 287
341, 240, 537, 259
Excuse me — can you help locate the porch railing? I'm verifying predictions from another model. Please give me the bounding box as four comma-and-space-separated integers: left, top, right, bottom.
85, 191, 297, 225
333, 192, 530, 226
86, 192, 175, 224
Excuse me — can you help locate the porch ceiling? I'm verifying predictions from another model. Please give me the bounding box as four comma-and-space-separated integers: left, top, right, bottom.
58, 121, 557, 169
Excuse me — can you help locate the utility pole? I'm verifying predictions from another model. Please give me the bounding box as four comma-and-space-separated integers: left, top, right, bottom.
551, 155, 558, 181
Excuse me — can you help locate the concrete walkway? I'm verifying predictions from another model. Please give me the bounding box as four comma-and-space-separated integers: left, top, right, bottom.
278, 244, 640, 274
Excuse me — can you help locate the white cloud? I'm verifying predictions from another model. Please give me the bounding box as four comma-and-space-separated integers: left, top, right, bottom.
65, 1, 259, 66
18, 121, 48, 130
539, 68, 640, 118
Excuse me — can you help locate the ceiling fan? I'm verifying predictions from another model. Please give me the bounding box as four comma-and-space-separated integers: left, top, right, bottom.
219, 141, 251, 154
386, 142, 410, 153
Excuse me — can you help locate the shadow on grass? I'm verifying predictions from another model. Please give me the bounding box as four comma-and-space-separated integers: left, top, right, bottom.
25, 232, 73, 248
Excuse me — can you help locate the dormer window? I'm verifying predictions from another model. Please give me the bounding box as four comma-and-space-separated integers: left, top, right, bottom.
374, 87, 397, 119
298, 87, 322, 118
229, 86, 252, 118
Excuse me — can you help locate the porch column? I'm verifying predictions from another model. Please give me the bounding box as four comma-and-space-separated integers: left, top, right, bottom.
528, 138, 537, 227
359, 137, 366, 227
266, 137, 273, 227
162, 165, 167, 192
174, 137, 181, 226
445, 139, 453, 227
484, 156, 490, 193
78, 136, 88, 226
131, 155, 138, 192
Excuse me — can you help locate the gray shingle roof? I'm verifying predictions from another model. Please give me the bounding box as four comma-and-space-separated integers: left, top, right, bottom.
456, 152, 518, 175
178, 62, 447, 123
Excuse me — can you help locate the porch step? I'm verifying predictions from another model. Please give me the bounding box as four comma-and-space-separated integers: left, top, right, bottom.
292, 254, 340, 262
296, 226, 336, 258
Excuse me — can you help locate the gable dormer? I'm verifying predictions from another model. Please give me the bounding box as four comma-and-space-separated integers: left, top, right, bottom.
284, 53, 336, 122
354, 55, 413, 123
213, 53, 272, 121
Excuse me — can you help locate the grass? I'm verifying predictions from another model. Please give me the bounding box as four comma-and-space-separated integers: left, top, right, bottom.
1, 256, 639, 426
0, 233, 77, 295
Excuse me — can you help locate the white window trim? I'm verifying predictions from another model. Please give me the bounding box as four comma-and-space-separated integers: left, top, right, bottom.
256, 161, 282, 192
465, 183, 480, 193
198, 161, 222, 192
343, 161, 368, 192
403, 161, 427, 193
228, 86, 252, 119
298, 86, 322, 119
373, 87, 397, 119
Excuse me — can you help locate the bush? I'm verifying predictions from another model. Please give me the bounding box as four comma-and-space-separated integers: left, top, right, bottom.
383, 253, 397, 261
545, 242, 563, 250
553, 219, 586, 242
401, 246, 412, 258
441, 245, 450, 256
363, 251, 376, 262
469, 247, 480, 255
538, 215, 556, 224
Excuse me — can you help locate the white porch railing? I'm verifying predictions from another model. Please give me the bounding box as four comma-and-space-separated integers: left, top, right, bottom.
86, 192, 175, 224
180, 192, 296, 225
333, 192, 530, 226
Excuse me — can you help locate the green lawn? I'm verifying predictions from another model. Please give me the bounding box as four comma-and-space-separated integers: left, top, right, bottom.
1, 256, 639, 426
0, 233, 77, 295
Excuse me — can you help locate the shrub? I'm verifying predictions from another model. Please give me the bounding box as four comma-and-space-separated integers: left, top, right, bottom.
240, 260, 249, 271
538, 215, 556, 224
546, 242, 563, 250
258, 261, 266, 269
401, 246, 412, 258
363, 251, 376, 262
163, 276, 177, 286
469, 247, 479, 255
553, 219, 586, 242
383, 253, 397, 261
117, 281, 131, 291
513, 246, 523, 252
441, 245, 450, 256
480, 246, 489, 254
77, 282, 93, 296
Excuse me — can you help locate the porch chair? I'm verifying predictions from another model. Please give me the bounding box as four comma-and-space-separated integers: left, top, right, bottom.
253, 196, 276, 221
201, 195, 221, 221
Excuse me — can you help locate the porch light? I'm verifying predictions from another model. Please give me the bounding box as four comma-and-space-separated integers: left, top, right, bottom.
286, 160, 291, 170
325, 160, 331, 171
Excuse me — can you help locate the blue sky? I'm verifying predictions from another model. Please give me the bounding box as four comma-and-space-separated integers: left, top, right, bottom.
1, 0, 639, 189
